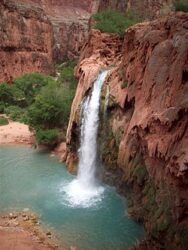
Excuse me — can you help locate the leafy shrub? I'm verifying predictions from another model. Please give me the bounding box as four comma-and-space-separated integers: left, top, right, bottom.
4, 105, 28, 123
0, 64, 77, 146
57, 60, 77, 86
28, 82, 73, 129
93, 10, 142, 36
174, 0, 188, 12
0, 102, 6, 113
12, 73, 55, 106
0, 117, 9, 126
0, 83, 13, 105
35, 129, 60, 146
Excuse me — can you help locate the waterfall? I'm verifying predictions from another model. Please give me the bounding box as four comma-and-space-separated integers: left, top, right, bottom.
62, 70, 109, 207
104, 85, 110, 117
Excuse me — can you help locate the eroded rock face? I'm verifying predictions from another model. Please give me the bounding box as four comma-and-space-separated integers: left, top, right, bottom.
98, 0, 127, 12
66, 29, 122, 144
116, 13, 188, 249
0, 0, 173, 82
0, 1, 53, 82
0, 0, 97, 82
39, 0, 92, 61
66, 13, 188, 249
127, 0, 173, 19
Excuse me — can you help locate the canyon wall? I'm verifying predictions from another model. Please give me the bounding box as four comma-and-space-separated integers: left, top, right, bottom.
0, 0, 173, 82
39, 0, 92, 61
0, 0, 95, 82
0, 1, 53, 83
66, 12, 188, 249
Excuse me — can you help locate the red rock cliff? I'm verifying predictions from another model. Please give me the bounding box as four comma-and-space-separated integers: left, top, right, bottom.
0, 0, 97, 82
66, 12, 188, 249
0, 0, 173, 82
0, 1, 53, 82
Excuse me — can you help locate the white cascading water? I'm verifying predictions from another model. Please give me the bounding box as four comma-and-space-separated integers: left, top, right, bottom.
62, 70, 109, 207
104, 85, 110, 117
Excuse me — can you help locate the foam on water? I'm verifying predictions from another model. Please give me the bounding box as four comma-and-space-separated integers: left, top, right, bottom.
61, 179, 104, 208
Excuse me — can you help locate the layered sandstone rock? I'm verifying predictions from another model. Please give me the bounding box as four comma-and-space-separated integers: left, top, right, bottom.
0, 1, 53, 82
66, 12, 188, 249
0, 0, 173, 82
39, 0, 92, 61
14, 0, 98, 61
0, 0, 97, 82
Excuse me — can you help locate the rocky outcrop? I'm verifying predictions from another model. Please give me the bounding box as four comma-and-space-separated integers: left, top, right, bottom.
66, 12, 188, 249
0, 1, 53, 83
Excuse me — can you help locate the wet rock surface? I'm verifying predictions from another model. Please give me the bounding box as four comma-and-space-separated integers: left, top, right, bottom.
66, 12, 188, 249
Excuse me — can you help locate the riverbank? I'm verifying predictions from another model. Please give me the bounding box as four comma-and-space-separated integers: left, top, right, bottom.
0, 120, 61, 250
0, 117, 33, 145
0, 211, 64, 250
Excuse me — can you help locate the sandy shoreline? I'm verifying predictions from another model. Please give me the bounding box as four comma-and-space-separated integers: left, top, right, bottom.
0, 211, 64, 250
0, 119, 78, 250
0, 119, 33, 145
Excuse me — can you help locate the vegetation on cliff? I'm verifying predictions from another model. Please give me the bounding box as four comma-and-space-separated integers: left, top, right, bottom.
93, 10, 142, 36
174, 0, 188, 12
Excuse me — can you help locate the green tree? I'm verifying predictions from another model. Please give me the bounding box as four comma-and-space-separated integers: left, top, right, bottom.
28, 82, 73, 129
0, 83, 13, 104
12, 73, 55, 106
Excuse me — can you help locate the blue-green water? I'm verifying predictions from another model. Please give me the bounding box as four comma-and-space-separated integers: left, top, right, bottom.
0, 145, 144, 250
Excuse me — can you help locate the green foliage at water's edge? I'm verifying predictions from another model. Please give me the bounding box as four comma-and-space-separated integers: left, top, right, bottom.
0, 61, 77, 146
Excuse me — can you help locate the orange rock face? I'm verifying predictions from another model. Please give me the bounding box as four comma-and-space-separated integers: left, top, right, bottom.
66, 29, 122, 144
119, 13, 188, 183
39, 0, 93, 61
116, 14, 188, 248
66, 13, 188, 249
0, 1, 53, 82
0, 0, 97, 82
0, 0, 171, 82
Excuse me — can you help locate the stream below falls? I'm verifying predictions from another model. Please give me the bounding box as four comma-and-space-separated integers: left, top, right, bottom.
0, 145, 144, 250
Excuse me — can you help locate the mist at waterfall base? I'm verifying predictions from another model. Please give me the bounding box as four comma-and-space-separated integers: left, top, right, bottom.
0, 71, 144, 249
62, 71, 108, 208
0, 146, 144, 250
